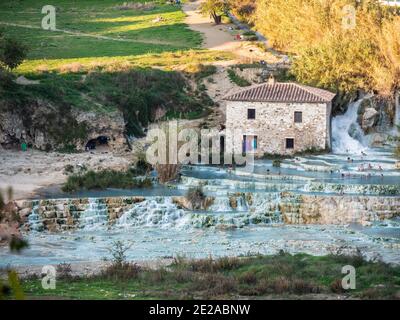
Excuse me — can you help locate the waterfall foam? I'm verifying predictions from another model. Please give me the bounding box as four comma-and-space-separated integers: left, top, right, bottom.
115, 194, 284, 229
79, 198, 109, 229
208, 195, 248, 212
332, 99, 369, 154
117, 197, 189, 228
28, 201, 44, 232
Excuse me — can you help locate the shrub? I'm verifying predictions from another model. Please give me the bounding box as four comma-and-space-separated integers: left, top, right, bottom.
8, 236, 29, 253
62, 169, 152, 192
184, 63, 217, 81
238, 271, 258, 285
253, 0, 400, 96
245, 35, 258, 41
183, 256, 242, 273
100, 240, 141, 281
330, 279, 345, 294
146, 267, 168, 283
230, 0, 256, 22
85, 69, 207, 137
200, 0, 230, 25
272, 159, 281, 167
185, 187, 206, 210
242, 31, 256, 37
63, 164, 74, 175
0, 35, 27, 70
227, 69, 251, 87
101, 261, 141, 281
131, 154, 153, 175
56, 262, 72, 279
291, 279, 321, 294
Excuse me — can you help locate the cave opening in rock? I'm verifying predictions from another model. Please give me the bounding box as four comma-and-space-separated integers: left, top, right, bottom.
85, 136, 110, 151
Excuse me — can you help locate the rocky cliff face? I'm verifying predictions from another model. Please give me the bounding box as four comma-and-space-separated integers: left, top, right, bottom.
281, 194, 399, 226
73, 110, 128, 151
0, 99, 128, 151
357, 95, 397, 147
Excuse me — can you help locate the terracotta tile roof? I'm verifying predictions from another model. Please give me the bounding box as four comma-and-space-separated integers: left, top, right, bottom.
223, 82, 336, 103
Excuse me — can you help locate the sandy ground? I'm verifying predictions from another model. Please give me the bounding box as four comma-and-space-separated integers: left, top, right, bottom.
0, 149, 134, 200
183, 0, 242, 51
0, 259, 174, 279
183, 0, 278, 63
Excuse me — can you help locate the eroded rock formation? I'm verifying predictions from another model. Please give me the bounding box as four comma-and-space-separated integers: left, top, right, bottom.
0, 99, 128, 151
14, 193, 400, 232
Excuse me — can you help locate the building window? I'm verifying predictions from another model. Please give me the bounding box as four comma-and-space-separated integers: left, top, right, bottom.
286, 138, 294, 149
294, 111, 302, 123
247, 108, 256, 120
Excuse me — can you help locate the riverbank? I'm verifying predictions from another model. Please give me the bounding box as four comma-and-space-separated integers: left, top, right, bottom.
0, 149, 134, 200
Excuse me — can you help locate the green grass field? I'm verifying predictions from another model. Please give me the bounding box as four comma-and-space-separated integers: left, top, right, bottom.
0, 0, 232, 73
0, 0, 201, 58
16, 253, 400, 300
0, 0, 233, 149
0, 0, 232, 144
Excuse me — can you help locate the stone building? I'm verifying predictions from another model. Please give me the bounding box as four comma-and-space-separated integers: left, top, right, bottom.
224, 80, 336, 156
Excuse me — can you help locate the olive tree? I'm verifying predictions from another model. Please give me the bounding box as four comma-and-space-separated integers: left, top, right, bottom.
200, 0, 230, 25
0, 32, 27, 71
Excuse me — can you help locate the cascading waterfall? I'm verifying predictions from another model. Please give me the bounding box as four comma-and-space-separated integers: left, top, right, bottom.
79, 198, 109, 229
191, 193, 283, 228
332, 99, 369, 154
251, 192, 283, 224
117, 197, 188, 228
114, 194, 284, 229
208, 197, 233, 212
208, 195, 248, 212
28, 201, 44, 232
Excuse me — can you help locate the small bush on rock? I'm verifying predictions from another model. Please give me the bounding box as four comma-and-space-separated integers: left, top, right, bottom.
186, 187, 206, 210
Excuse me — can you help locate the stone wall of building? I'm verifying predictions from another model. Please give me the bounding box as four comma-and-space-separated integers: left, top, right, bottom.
225, 101, 331, 155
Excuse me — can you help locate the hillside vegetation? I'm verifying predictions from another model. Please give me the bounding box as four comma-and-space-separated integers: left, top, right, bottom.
0, 0, 202, 61
0, 0, 232, 149
231, 0, 400, 97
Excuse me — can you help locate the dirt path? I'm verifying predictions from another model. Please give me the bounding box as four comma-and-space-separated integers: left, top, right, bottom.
182, 0, 240, 51
182, 0, 281, 63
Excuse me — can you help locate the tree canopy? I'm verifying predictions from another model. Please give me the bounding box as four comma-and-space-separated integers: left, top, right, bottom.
229, 0, 400, 96
0, 31, 27, 71
200, 0, 230, 24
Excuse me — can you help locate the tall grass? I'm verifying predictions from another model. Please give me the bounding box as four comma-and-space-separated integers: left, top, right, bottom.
21, 252, 400, 299
62, 169, 152, 192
